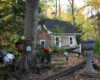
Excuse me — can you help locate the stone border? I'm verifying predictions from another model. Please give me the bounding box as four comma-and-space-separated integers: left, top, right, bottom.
40, 52, 86, 80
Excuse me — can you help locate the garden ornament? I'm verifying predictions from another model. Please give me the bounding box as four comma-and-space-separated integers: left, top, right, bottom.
26, 46, 31, 52
0, 49, 14, 63
64, 52, 69, 66
81, 38, 96, 74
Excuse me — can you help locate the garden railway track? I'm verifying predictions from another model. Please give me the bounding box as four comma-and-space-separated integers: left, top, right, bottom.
40, 51, 86, 80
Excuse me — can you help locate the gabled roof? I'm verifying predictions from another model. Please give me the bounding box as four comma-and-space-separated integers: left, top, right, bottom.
42, 18, 81, 34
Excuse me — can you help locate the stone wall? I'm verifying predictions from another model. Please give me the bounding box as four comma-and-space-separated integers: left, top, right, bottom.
51, 52, 65, 58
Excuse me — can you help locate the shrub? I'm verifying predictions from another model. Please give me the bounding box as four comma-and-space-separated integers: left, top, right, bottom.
93, 39, 100, 54
51, 44, 66, 53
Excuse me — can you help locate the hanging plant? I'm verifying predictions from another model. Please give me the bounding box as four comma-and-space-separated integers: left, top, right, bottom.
9, 36, 25, 51
10, 36, 25, 45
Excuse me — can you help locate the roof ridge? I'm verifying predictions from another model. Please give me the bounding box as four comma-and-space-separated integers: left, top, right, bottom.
42, 18, 71, 23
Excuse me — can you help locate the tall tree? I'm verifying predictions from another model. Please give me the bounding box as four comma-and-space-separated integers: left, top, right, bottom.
0, 0, 25, 36
68, 0, 90, 26
86, 0, 100, 38
58, 0, 61, 16
24, 0, 39, 54
68, 0, 75, 26
50, 0, 61, 17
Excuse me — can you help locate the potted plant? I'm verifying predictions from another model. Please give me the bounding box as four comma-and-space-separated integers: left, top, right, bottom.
10, 36, 25, 51
43, 47, 52, 64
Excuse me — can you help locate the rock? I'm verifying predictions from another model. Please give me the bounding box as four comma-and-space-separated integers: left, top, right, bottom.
92, 63, 100, 70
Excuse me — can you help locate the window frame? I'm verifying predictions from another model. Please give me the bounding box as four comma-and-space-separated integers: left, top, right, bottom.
40, 40, 45, 48
54, 36, 61, 47
69, 36, 74, 46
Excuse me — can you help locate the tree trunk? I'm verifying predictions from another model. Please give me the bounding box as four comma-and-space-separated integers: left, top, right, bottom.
24, 0, 39, 54
59, 0, 61, 16
72, 0, 75, 26
23, 0, 39, 73
55, 0, 57, 17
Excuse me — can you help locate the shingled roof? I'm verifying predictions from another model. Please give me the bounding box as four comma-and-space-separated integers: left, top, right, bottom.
42, 18, 81, 34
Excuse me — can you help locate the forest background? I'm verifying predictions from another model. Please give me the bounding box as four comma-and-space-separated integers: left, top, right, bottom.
0, 0, 100, 54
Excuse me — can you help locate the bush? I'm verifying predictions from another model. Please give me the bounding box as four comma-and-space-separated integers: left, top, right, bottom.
51, 45, 66, 53
93, 39, 100, 54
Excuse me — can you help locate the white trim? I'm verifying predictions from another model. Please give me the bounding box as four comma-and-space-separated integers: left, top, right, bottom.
37, 25, 41, 30
48, 30, 52, 34
43, 25, 48, 30
49, 33, 82, 35
69, 36, 74, 46
43, 25, 53, 34
54, 36, 61, 47
40, 40, 45, 48
37, 25, 53, 34
62, 33, 82, 35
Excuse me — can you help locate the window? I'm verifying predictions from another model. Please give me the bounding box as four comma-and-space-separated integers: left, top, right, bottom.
54, 36, 61, 47
40, 40, 45, 48
70, 37, 73, 44
69, 36, 74, 46
56, 37, 59, 46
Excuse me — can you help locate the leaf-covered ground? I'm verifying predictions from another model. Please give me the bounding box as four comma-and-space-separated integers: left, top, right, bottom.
1, 54, 100, 80
32, 54, 100, 80
56, 54, 100, 80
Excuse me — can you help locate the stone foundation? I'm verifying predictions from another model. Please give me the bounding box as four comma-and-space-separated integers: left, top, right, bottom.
51, 52, 64, 58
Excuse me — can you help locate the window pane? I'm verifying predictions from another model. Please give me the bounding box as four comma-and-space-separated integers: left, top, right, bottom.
41, 41, 44, 45
56, 42, 59, 46
56, 37, 59, 41
56, 37, 59, 46
70, 37, 73, 44
41, 41, 44, 47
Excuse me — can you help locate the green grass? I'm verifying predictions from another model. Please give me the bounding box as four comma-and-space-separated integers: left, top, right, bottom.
52, 59, 65, 62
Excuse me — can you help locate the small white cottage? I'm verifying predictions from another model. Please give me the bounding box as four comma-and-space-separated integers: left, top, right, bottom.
36, 18, 82, 49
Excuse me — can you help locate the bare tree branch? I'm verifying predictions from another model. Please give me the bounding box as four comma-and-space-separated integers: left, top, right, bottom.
76, 4, 90, 14
68, 0, 72, 6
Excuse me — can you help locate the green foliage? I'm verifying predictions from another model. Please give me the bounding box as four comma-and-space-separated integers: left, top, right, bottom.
53, 58, 65, 62
36, 43, 44, 49
53, 58, 59, 62
9, 35, 25, 45
35, 44, 44, 55
0, 67, 13, 80
51, 44, 66, 53
51, 25, 66, 50
66, 4, 78, 13
6, 35, 24, 58
75, 23, 85, 44
0, 0, 44, 36
51, 25, 66, 36
53, 17, 63, 20
7, 47, 17, 54
38, 19, 45, 25
93, 39, 100, 54
38, 28, 47, 33
0, 0, 25, 36
39, 0, 51, 13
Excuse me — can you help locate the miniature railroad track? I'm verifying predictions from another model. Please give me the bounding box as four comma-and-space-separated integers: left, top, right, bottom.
40, 51, 86, 80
